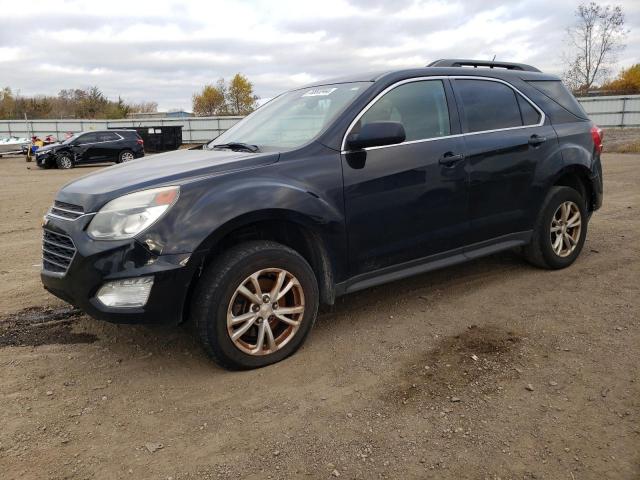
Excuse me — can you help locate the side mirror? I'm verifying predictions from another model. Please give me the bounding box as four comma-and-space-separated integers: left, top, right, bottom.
346, 121, 406, 150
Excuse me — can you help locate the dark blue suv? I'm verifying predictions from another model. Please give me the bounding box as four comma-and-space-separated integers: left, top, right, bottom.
41, 59, 603, 369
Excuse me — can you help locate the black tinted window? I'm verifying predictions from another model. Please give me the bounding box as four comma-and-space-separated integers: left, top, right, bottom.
97, 132, 120, 141
456, 80, 522, 132
517, 95, 541, 125
526, 80, 587, 119
357, 80, 450, 141
78, 133, 98, 143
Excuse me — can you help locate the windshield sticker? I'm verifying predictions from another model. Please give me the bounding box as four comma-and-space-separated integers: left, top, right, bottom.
302, 87, 337, 97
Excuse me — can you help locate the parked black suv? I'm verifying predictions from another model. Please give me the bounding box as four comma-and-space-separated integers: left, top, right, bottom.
41, 59, 603, 369
36, 129, 144, 169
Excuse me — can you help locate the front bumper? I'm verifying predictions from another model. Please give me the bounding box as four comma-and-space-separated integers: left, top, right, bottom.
40, 215, 204, 325
35, 150, 54, 167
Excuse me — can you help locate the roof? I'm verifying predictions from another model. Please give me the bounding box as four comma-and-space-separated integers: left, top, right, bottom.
299, 60, 558, 89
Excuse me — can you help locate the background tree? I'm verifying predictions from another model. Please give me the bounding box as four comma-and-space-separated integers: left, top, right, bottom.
0, 86, 157, 120
128, 101, 159, 114
563, 2, 627, 92
226, 74, 259, 115
600, 64, 640, 93
192, 82, 227, 116
0, 87, 16, 118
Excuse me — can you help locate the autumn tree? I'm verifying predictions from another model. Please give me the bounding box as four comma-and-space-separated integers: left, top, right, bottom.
104, 96, 131, 119
192, 74, 258, 116
129, 101, 159, 114
226, 74, 258, 115
0, 86, 157, 120
192, 82, 226, 116
0, 87, 15, 118
600, 64, 640, 93
563, 2, 627, 92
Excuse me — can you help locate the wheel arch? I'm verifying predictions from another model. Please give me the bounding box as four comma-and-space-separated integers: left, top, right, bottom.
181, 209, 338, 323
550, 164, 595, 211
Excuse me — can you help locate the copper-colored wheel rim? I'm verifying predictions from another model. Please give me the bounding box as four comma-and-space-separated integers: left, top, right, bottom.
226, 268, 305, 356
550, 201, 582, 257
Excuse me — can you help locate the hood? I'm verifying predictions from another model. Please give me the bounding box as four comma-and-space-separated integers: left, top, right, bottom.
57, 148, 279, 211
37, 143, 60, 153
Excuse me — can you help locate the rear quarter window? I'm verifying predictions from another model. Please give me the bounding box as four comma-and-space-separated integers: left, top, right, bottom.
526, 80, 588, 119
517, 95, 541, 126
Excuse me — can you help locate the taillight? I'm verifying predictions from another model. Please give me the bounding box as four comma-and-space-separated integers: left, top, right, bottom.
136, 138, 144, 145
590, 125, 603, 154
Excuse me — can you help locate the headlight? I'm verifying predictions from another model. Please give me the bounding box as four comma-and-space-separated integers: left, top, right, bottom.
87, 186, 179, 240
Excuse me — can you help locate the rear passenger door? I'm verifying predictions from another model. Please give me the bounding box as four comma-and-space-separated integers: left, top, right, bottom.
96, 131, 122, 161
451, 78, 557, 245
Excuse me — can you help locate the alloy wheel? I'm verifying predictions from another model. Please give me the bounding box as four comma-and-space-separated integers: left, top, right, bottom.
550, 201, 582, 257
121, 151, 134, 162
226, 268, 305, 356
59, 156, 72, 169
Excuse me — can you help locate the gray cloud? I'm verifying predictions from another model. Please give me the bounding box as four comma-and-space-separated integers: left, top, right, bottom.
1, 0, 638, 111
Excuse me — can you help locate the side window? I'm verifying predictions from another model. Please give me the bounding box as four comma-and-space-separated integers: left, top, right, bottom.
517, 95, 541, 125
354, 80, 450, 142
78, 133, 98, 143
456, 80, 523, 132
97, 132, 120, 142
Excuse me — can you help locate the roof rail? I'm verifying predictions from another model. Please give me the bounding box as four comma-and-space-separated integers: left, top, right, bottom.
427, 59, 541, 73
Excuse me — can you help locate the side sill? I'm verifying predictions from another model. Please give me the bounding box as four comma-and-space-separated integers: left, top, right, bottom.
335, 231, 532, 296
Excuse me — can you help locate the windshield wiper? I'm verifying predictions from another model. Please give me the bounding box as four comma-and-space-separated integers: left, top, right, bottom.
211, 142, 259, 153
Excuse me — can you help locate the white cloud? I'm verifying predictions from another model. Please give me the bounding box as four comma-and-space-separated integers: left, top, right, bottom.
0, 0, 638, 110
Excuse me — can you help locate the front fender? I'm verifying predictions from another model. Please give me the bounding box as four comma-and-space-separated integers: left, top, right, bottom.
140, 170, 345, 257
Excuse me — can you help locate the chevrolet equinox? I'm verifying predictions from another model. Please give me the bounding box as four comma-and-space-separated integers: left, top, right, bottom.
41, 59, 604, 369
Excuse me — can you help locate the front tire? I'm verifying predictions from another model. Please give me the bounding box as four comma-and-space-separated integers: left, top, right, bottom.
191, 241, 319, 370
524, 186, 588, 269
55, 153, 73, 169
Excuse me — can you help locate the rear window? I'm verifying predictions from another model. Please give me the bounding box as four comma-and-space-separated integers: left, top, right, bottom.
526, 80, 587, 119
456, 79, 523, 132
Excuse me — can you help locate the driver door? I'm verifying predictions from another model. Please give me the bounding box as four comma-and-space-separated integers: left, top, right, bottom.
342, 79, 470, 276
72, 132, 100, 163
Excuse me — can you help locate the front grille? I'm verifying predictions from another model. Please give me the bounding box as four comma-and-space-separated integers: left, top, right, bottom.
50, 201, 84, 220
42, 229, 76, 274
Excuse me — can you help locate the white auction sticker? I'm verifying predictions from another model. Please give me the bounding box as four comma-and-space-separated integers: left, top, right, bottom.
302, 88, 337, 97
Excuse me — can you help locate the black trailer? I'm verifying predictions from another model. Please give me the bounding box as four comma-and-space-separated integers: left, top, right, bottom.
110, 126, 182, 152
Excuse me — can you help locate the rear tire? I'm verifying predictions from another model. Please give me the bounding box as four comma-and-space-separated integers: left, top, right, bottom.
523, 186, 588, 269
117, 150, 134, 163
191, 241, 319, 370
55, 153, 73, 169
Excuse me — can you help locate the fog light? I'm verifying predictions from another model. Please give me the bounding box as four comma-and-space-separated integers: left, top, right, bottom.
96, 277, 154, 308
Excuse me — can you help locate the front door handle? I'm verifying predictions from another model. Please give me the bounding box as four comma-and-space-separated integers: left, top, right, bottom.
439, 152, 465, 167
528, 134, 547, 146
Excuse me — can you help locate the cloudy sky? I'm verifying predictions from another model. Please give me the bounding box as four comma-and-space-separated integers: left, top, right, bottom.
1, 0, 638, 111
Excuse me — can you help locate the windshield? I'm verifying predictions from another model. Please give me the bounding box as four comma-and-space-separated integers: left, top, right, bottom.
207, 82, 370, 151
62, 133, 81, 145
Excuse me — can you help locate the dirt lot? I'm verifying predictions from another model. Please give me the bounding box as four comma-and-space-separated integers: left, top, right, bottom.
1, 154, 638, 479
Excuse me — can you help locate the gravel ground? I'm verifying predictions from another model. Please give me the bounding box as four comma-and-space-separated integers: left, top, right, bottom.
0, 154, 638, 479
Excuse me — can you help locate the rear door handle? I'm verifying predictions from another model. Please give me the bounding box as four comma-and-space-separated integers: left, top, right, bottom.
438, 152, 465, 167
528, 134, 547, 146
